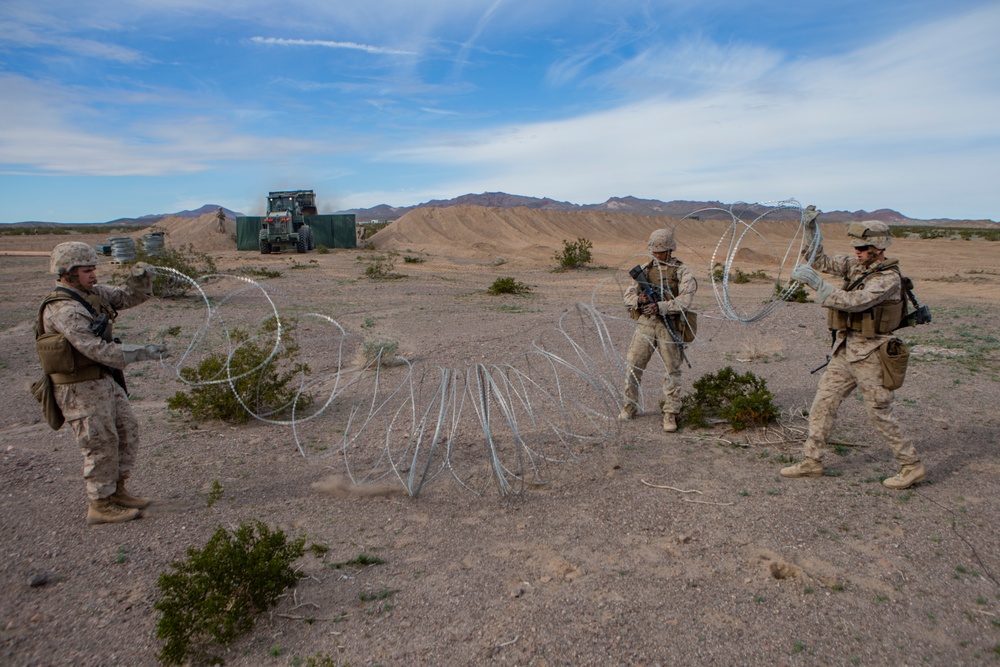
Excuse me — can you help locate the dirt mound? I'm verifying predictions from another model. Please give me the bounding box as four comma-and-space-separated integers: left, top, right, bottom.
733, 247, 779, 264
371, 206, 683, 264
140, 213, 235, 251
370, 206, 847, 266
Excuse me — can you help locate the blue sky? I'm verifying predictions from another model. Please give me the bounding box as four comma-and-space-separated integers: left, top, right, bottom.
1, 0, 998, 223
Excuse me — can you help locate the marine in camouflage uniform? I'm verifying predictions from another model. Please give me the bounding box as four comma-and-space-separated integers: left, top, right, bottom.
781, 212, 925, 490
619, 229, 698, 432
39, 242, 168, 525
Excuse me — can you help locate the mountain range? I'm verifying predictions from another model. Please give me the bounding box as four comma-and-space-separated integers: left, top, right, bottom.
5, 195, 996, 227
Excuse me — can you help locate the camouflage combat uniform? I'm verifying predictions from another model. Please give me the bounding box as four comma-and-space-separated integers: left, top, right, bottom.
42, 275, 152, 501
622, 258, 697, 416
802, 246, 918, 466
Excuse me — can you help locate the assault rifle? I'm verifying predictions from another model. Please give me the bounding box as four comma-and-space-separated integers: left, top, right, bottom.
628, 264, 691, 368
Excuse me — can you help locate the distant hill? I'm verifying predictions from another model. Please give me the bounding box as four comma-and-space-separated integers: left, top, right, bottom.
2, 205, 242, 227
3, 195, 995, 227
105, 204, 242, 226
339, 192, 998, 227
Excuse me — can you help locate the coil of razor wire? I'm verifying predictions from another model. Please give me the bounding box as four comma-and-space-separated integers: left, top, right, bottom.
140, 200, 815, 496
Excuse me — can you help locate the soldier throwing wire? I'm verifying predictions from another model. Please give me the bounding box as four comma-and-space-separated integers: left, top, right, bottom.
37, 242, 170, 525
781, 209, 925, 490
618, 229, 698, 432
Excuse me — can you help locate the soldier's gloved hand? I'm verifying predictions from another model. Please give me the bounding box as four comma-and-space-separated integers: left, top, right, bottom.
791, 265, 836, 302
802, 205, 820, 244
122, 343, 169, 364
642, 301, 660, 316
131, 262, 152, 277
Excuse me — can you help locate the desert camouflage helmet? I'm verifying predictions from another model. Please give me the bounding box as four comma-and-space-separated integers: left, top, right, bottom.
846, 220, 892, 250
648, 228, 676, 253
50, 241, 99, 275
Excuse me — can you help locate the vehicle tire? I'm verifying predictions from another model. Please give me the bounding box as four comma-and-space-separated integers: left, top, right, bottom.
296, 236, 307, 253
260, 241, 272, 254
300, 225, 313, 250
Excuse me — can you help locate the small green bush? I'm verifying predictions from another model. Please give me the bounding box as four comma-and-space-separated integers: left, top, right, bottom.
111, 243, 218, 298
360, 221, 391, 240
403, 255, 425, 264
776, 282, 811, 303
167, 323, 312, 423
315, 244, 330, 254
154, 521, 305, 666
554, 237, 594, 270
487, 276, 532, 295
363, 253, 403, 280
237, 265, 282, 279
115, 243, 218, 298
680, 366, 780, 431
713, 263, 768, 283
0, 223, 145, 236
732, 268, 768, 284
362, 337, 399, 366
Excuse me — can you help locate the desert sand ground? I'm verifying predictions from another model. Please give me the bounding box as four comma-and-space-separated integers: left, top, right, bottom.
1, 208, 999, 666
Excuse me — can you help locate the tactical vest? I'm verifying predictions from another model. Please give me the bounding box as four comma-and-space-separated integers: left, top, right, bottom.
631, 260, 685, 327
827, 260, 905, 338
646, 260, 681, 299
35, 288, 118, 384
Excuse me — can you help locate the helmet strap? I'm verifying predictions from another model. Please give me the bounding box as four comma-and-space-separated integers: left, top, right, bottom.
60, 268, 85, 291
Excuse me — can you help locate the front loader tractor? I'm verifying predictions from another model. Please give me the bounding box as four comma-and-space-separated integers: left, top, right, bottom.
258, 190, 318, 254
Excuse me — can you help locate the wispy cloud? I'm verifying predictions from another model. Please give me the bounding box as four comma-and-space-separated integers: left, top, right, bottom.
0, 73, 314, 177
250, 36, 417, 56
387, 4, 1000, 217
0, 21, 148, 64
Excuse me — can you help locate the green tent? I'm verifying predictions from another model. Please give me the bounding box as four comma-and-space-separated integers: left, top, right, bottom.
236, 214, 357, 251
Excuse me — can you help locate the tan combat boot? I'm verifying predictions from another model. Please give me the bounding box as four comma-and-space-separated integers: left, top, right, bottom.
87, 498, 141, 525
663, 413, 678, 432
111, 478, 152, 509
617, 405, 638, 421
780, 457, 824, 478
882, 462, 926, 490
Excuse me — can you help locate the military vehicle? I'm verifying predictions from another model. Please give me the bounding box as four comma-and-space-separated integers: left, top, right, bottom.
258, 190, 318, 254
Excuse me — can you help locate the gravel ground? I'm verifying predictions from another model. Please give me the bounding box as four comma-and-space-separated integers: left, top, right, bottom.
1, 220, 999, 667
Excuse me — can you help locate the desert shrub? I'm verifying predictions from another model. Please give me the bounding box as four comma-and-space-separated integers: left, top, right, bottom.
680, 366, 780, 431
363, 253, 403, 280
154, 521, 305, 666
237, 265, 282, 279
362, 337, 399, 366
359, 221, 391, 240
403, 255, 425, 264
487, 276, 532, 295
0, 224, 144, 236
292, 653, 343, 667
315, 244, 330, 254
115, 243, 218, 298
167, 323, 312, 423
776, 282, 811, 303
733, 268, 768, 284
713, 263, 767, 283
554, 237, 594, 270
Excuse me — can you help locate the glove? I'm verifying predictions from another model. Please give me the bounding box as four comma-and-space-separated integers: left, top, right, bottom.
123, 343, 169, 364
642, 301, 660, 316
791, 265, 836, 302
802, 205, 820, 244
131, 262, 152, 277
